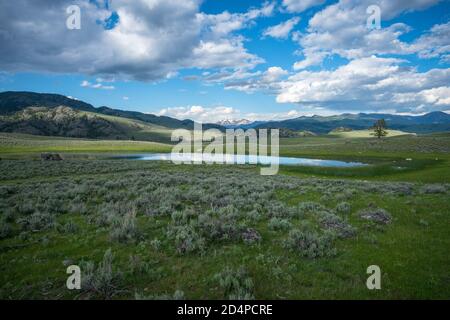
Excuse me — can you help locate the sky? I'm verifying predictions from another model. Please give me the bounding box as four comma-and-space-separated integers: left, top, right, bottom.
0, 0, 449, 123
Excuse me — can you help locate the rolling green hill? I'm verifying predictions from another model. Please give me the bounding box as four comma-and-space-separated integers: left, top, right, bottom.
0, 106, 175, 143
0, 91, 222, 131
329, 129, 415, 138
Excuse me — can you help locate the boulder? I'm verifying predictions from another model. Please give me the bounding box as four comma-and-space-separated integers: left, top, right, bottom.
41, 153, 63, 161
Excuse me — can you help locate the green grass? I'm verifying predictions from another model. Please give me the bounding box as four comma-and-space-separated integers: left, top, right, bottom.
0, 130, 448, 299
0, 133, 172, 154
1, 132, 449, 183
0, 162, 448, 299
82, 111, 177, 143
329, 129, 414, 138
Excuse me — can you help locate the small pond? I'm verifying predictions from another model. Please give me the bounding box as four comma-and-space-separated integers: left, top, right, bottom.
112, 153, 368, 168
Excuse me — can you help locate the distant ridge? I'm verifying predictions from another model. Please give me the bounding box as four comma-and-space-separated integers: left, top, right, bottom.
0, 91, 97, 114
216, 119, 252, 128
0, 91, 222, 130
253, 111, 450, 134
0, 91, 449, 135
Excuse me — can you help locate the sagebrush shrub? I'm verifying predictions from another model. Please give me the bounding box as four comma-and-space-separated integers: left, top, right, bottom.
110, 210, 140, 243
128, 255, 152, 275
196, 212, 242, 242
358, 207, 392, 224
150, 239, 162, 251
0, 222, 12, 239
267, 201, 296, 218
247, 209, 263, 222
16, 201, 35, 215
215, 266, 255, 300
135, 290, 185, 300
318, 212, 356, 238
241, 228, 261, 244
69, 202, 88, 215
171, 208, 197, 225
268, 217, 291, 231
283, 229, 336, 259
2, 208, 15, 222
297, 201, 324, 216
167, 225, 206, 254
335, 202, 351, 215
57, 220, 79, 234
420, 184, 446, 194
81, 248, 122, 299
17, 212, 55, 231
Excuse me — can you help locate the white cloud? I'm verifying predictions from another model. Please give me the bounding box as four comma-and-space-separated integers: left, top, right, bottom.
276, 56, 450, 113
81, 80, 115, 90
282, 0, 326, 13
262, 67, 289, 82
158, 106, 239, 123
1, 0, 448, 117
203, 69, 262, 85
293, 49, 327, 70
292, 0, 443, 69
0, 0, 272, 81
224, 66, 288, 93
198, 2, 275, 37
191, 2, 276, 72
263, 17, 300, 39
191, 38, 263, 70
411, 22, 450, 63
393, 86, 450, 106
157, 105, 332, 123
243, 108, 337, 121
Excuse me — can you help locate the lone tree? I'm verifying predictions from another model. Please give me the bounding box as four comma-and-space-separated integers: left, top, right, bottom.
372, 119, 388, 139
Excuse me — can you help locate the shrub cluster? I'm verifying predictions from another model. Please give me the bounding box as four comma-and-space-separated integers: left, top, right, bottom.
283, 229, 337, 259
215, 266, 255, 300
358, 207, 392, 224
81, 249, 123, 299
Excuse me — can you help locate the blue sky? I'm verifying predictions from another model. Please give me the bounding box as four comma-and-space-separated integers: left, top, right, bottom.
0, 0, 449, 122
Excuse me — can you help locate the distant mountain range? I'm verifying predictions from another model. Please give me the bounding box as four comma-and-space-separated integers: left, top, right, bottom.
251, 112, 450, 134
216, 119, 252, 128
0, 91, 449, 141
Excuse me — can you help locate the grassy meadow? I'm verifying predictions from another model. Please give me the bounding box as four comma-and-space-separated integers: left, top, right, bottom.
0, 132, 449, 299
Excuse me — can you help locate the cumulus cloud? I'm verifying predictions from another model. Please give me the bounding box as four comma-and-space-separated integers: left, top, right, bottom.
243, 108, 337, 121
191, 38, 264, 70
158, 105, 239, 123
282, 0, 326, 13
224, 66, 288, 93
392, 87, 450, 107
262, 67, 289, 82
0, 0, 272, 81
157, 105, 326, 123
198, 1, 275, 37
293, 0, 443, 69
263, 17, 300, 39
411, 22, 450, 63
276, 56, 450, 113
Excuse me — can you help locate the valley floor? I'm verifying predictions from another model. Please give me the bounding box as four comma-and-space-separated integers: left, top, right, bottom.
0, 133, 449, 299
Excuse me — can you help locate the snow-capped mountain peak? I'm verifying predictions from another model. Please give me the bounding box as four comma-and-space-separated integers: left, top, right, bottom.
216, 119, 252, 126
